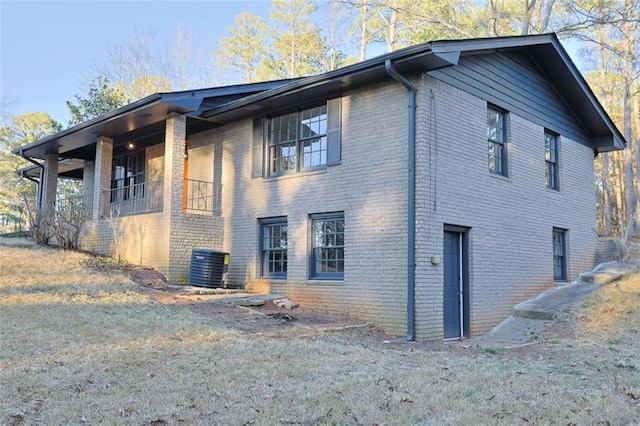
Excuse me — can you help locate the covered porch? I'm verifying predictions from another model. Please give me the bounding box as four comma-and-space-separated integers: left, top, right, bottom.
13, 82, 291, 282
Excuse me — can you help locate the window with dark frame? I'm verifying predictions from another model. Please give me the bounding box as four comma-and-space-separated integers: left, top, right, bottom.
545, 131, 559, 190
487, 107, 507, 176
269, 105, 328, 175
553, 228, 567, 281
260, 219, 288, 278
111, 151, 145, 202
310, 213, 345, 280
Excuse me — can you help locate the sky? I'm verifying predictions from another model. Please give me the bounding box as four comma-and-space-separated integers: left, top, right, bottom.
1, 1, 587, 127
1, 0, 272, 124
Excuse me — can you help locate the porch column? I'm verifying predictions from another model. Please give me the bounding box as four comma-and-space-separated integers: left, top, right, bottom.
163, 113, 186, 282
41, 153, 58, 211
93, 136, 113, 219
163, 113, 186, 218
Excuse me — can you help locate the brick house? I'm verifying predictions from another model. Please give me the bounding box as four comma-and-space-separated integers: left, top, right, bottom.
15, 34, 625, 340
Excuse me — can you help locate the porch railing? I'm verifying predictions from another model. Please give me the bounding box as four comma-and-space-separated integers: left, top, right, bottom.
55, 193, 94, 219
184, 179, 222, 215
100, 179, 221, 218
102, 180, 163, 217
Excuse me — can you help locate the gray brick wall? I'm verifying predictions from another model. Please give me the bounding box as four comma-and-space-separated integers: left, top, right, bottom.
209, 73, 597, 340
413, 75, 598, 339
208, 79, 412, 335
77, 72, 600, 341
81, 213, 172, 276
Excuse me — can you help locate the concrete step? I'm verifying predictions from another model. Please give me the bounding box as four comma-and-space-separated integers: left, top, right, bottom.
481, 261, 640, 344
514, 261, 640, 320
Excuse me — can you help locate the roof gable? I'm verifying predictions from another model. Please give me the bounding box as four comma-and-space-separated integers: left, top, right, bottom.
428, 48, 592, 146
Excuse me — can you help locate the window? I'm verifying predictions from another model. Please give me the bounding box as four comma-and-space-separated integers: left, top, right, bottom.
260, 218, 288, 278
269, 105, 328, 174
111, 151, 145, 202
310, 213, 345, 279
487, 107, 507, 176
553, 228, 567, 281
252, 98, 341, 179
545, 131, 559, 190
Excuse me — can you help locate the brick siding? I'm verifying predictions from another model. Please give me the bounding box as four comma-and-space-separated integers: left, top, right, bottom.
78, 72, 599, 340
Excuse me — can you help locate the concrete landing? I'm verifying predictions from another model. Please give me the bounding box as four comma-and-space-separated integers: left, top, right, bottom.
577, 261, 640, 284
514, 281, 599, 320
476, 261, 640, 346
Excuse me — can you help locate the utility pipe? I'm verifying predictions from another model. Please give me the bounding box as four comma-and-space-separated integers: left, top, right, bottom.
384, 59, 417, 341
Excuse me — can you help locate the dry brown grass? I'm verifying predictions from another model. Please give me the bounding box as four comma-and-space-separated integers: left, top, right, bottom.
1, 238, 640, 425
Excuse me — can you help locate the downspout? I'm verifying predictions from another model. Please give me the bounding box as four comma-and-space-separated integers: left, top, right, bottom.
18, 150, 44, 209
384, 59, 416, 341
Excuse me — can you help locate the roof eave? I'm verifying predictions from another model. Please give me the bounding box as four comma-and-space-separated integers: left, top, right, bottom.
12, 94, 163, 157
544, 36, 626, 150
201, 44, 461, 120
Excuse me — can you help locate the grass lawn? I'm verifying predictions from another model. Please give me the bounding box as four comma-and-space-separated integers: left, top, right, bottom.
1, 237, 639, 425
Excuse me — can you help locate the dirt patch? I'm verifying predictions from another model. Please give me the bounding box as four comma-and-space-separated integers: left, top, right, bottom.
127, 265, 385, 340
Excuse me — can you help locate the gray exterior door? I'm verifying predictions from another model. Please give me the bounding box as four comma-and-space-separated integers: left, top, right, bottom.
443, 231, 463, 339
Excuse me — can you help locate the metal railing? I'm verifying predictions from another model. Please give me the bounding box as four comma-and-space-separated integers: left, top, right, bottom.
102, 180, 163, 217
184, 179, 222, 215
100, 179, 221, 218
55, 193, 94, 219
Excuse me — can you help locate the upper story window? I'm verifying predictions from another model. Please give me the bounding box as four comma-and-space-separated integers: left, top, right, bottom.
544, 131, 559, 190
487, 107, 508, 176
269, 105, 328, 174
251, 98, 342, 179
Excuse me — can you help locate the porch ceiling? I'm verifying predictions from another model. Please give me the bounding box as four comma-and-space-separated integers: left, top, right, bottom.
16, 101, 192, 161
19, 158, 85, 180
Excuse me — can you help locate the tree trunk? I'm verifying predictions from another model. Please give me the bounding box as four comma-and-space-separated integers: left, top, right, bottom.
615, 152, 626, 236
388, 0, 398, 52
521, 0, 536, 35
603, 153, 613, 235
538, 0, 557, 33
360, 1, 368, 61
622, 0, 637, 239
598, 21, 613, 235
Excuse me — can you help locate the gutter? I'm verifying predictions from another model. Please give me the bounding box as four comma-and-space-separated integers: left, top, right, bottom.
384, 59, 417, 342
18, 150, 44, 209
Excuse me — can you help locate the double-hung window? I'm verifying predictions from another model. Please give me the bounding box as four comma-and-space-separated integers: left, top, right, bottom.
487, 107, 508, 176
553, 228, 567, 281
310, 212, 345, 280
252, 98, 341, 179
545, 131, 559, 190
260, 218, 288, 278
269, 105, 328, 175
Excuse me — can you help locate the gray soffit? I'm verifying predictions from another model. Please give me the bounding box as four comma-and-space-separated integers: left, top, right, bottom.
18, 158, 85, 180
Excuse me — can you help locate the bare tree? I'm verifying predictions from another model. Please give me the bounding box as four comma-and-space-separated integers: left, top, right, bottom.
93, 27, 170, 101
